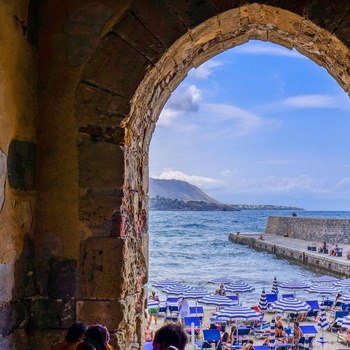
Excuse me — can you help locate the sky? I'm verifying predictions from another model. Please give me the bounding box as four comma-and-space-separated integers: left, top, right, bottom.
149, 40, 350, 211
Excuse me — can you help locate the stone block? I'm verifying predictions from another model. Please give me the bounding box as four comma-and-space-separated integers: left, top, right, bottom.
80, 237, 125, 299
48, 258, 77, 300
76, 84, 129, 128
78, 134, 124, 189
28, 299, 74, 329
7, 139, 36, 191
0, 329, 29, 350
77, 300, 123, 330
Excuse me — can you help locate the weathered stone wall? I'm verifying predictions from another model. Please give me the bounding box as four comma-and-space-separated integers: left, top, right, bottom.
1, 1, 350, 349
266, 216, 350, 244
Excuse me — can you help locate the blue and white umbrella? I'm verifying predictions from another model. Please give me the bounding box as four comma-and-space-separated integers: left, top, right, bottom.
272, 277, 279, 294
179, 289, 211, 315
198, 294, 236, 307
317, 308, 329, 350
147, 299, 160, 308
208, 277, 235, 285
306, 285, 341, 300
224, 282, 255, 303
268, 318, 276, 350
279, 280, 310, 297
215, 306, 261, 343
335, 278, 350, 289
337, 315, 350, 328
270, 298, 311, 327
152, 279, 179, 289
162, 284, 193, 295
259, 289, 268, 312
338, 294, 350, 303
312, 275, 339, 284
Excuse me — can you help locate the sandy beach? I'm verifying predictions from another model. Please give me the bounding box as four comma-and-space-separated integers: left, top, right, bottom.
148, 306, 346, 350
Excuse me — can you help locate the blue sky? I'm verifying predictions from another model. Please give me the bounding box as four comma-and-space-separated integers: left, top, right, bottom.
149, 41, 350, 211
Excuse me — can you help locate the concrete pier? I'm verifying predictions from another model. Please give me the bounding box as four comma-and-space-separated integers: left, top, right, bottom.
229, 231, 350, 278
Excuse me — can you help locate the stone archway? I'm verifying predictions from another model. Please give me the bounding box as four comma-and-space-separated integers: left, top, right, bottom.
73, 3, 350, 349
2, 1, 349, 349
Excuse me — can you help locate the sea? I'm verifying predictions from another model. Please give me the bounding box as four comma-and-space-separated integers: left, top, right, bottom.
148, 210, 350, 304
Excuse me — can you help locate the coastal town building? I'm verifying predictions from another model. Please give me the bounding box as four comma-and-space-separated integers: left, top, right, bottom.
0, 1, 350, 348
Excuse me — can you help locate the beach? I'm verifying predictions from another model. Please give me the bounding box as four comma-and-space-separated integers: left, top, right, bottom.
148, 305, 345, 350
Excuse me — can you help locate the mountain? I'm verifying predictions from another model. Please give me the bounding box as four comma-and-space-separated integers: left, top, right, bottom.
148, 178, 304, 211
149, 178, 218, 203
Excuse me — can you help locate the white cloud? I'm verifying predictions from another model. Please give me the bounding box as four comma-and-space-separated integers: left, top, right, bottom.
158, 85, 202, 127
154, 169, 223, 189
334, 177, 350, 190
203, 102, 281, 137
189, 60, 224, 79
233, 42, 305, 59
283, 94, 336, 108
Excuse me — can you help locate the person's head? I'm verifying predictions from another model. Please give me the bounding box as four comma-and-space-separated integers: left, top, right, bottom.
65, 322, 88, 342
83, 325, 111, 350
276, 315, 281, 321
294, 322, 299, 328
153, 323, 188, 350
152, 291, 156, 297
209, 323, 217, 329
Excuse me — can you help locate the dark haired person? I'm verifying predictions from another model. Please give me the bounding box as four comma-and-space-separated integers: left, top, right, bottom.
81, 325, 113, 350
153, 323, 188, 350
50, 322, 88, 350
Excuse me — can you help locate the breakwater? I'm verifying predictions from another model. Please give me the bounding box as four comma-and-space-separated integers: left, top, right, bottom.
265, 216, 350, 243
229, 216, 350, 277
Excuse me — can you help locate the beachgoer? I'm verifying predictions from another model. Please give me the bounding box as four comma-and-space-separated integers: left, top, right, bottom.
275, 325, 286, 342
145, 322, 154, 342
178, 297, 189, 324
329, 243, 336, 256
153, 323, 188, 350
318, 241, 327, 253
241, 340, 253, 350
215, 284, 226, 296
148, 291, 160, 325
291, 322, 303, 344
275, 315, 283, 328
331, 244, 340, 256
258, 234, 264, 241
292, 212, 297, 217
347, 250, 350, 259
81, 325, 113, 350
50, 322, 88, 350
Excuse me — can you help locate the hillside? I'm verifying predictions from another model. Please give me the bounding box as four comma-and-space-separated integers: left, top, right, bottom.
149, 178, 304, 211
149, 178, 218, 203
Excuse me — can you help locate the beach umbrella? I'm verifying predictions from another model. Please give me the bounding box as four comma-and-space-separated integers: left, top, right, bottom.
317, 308, 329, 350
259, 289, 268, 313
198, 294, 236, 308
215, 305, 261, 344
224, 282, 255, 303
279, 280, 310, 297
338, 294, 350, 303
270, 298, 311, 327
208, 277, 235, 285
272, 277, 279, 294
162, 284, 193, 295
335, 278, 350, 289
179, 289, 211, 315
312, 275, 339, 284
147, 299, 160, 308
152, 279, 179, 289
306, 285, 341, 301
268, 318, 276, 350
337, 315, 350, 328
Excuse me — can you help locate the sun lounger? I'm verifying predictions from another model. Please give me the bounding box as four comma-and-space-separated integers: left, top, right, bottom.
282, 293, 294, 299
190, 306, 204, 315
296, 336, 315, 349
299, 325, 318, 335
341, 304, 350, 311
265, 293, 278, 307
252, 324, 270, 339
305, 300, 320, 310
337, 333, 350, 346
253, 346, 268, 350
202, 329, 221, 346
